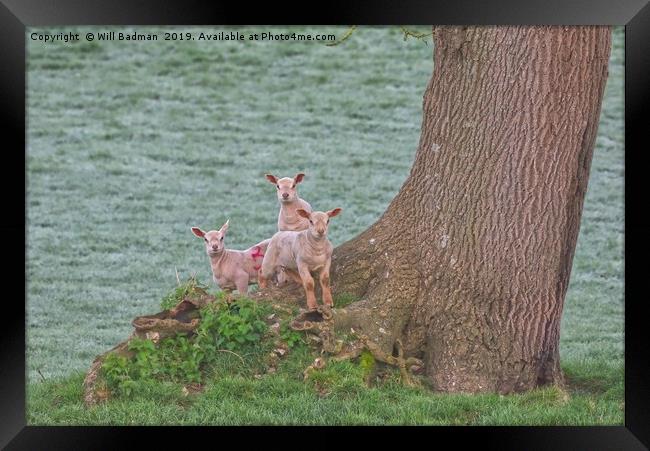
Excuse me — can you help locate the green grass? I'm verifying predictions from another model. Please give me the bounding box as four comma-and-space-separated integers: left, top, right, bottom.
28, 364, 623, 425
26, 26, 624, 425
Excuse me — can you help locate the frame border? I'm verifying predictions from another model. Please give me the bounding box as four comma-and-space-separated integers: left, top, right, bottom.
4, 0, 648, 448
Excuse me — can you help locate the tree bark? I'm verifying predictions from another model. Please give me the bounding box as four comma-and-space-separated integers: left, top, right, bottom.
327, 26, 612, 393
254, 26, 612, 393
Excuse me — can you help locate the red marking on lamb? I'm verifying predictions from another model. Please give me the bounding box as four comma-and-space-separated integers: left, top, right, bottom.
251, 246, 265, 270
251, 246, 265, 260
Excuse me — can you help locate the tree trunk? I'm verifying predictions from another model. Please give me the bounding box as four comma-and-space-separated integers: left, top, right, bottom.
328, 26, 611, 393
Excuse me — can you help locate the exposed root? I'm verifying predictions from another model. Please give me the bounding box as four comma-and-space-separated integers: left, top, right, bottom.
328, 342, 364, 362
355, 336, 422, 386
316, 332, 423, 386
289, 305, 334, 330
287, 301, 423, 387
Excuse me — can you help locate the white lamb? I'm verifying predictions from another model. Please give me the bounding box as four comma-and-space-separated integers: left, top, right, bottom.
258, 208, 342, 310
191, 219, 270, 295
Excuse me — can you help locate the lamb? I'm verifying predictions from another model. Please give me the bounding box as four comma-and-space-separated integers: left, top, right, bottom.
265, 172, 313, 286
258, 207, 342, 310
265, 173, 312, 232
191, 219, 270, 295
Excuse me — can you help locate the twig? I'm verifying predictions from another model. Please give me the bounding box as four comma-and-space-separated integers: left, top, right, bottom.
37, 368, 46, 383
175, 266, 181, 286
325, 26, 432, 48
325, 25, 358, 47
400, 27, 434, 42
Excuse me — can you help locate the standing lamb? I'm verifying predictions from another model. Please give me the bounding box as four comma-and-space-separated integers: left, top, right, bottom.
258, 208, 342, 310
265, 172, 313, 286
191, 219, 270, 295
265, 173, 312, 232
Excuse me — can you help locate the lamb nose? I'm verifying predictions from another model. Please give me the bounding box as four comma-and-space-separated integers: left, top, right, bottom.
282, 193, 289, 198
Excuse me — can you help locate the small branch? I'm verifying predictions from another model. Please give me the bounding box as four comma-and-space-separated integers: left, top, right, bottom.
325, 25, 358, 47
400, 27, 434, 43
175, 267, 181, 286
325, 26, 434, 48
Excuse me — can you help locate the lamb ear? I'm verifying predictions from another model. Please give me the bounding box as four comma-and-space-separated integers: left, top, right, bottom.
191, 227, 205, 238
296, 209, 311, 219
293, 173, 305, 184
265, 174, 278, 184
219, 219, 230, 234
327, 208, 342, 218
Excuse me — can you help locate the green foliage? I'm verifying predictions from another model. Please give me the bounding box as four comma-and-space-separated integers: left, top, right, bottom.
101, 335, 198, 396
279, 321, 304, 349
101, 296, 270, 396
207, 299, 269, 351
160, 277, 209, 311
156, 334, 203, 383
102, 353, 135, 396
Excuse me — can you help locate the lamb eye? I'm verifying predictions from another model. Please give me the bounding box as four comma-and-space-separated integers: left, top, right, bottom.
276, 185, 279, 189
204, 238, 208, 242
292, 184, 295, 188
220, 237, 224, 241
309, 220, 313, 225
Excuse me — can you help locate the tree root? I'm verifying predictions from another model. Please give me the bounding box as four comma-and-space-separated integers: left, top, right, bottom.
289, 305, 333, 330
291, 302, 424, 387
354, 335, 423, 386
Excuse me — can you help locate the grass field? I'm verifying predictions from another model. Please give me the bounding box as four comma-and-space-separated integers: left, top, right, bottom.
26, 26, 624, 425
